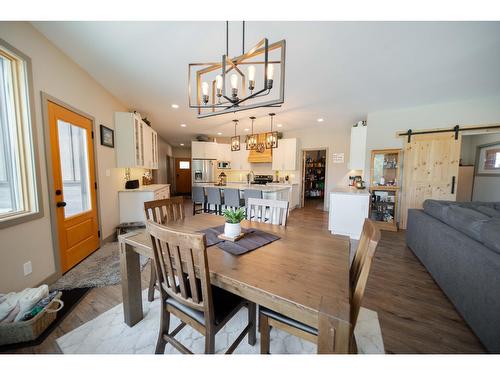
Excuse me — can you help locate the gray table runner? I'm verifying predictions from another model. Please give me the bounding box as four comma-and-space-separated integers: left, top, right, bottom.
199, 225, 280, 255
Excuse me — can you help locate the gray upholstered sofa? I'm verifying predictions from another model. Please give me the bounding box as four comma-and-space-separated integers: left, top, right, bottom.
406, 200, 500, 353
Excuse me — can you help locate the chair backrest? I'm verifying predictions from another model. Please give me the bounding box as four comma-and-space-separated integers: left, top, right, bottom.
223, 188, 242, 208
144, 196, 185, 224
146, 220, 214, 323
206, 187, 223, 205
192, 185, 205, 203
350, 219, 381, 328
246, 197, 289, 226
243, 189, 263, 206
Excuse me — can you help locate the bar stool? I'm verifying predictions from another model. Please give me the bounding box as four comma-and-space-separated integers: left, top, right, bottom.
192, 185, 206, 215
244, 189, 263, 220
206, 187, 224, 215
223, 188, 245, 210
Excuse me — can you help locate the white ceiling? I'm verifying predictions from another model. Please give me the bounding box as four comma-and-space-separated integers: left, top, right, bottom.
32, 21, 500, 146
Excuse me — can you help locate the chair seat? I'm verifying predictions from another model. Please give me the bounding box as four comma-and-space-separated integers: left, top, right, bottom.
166, 286, 244, 326
259, 306, 318, 336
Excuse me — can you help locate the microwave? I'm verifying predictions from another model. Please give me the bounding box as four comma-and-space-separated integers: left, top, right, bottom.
217, 161, 231, 169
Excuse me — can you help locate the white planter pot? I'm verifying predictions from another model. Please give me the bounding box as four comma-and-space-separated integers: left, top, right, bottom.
224, 222, 241, 238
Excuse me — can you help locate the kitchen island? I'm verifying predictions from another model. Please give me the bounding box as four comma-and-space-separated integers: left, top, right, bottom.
328, 187, 370, 239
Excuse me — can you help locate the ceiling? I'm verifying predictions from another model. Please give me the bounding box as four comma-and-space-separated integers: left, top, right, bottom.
32, 21, 500, 146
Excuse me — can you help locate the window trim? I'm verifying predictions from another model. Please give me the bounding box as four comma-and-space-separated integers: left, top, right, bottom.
0, 39, 43, 229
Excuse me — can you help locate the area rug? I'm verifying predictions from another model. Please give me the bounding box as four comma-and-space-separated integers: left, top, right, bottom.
56, 290, 385, 354
50, 242, 149, 291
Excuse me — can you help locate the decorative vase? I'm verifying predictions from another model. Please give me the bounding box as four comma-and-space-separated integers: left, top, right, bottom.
224, 222, 241, 238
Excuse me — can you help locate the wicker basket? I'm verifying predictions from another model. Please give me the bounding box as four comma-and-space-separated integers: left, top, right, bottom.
0, 291, 63, 345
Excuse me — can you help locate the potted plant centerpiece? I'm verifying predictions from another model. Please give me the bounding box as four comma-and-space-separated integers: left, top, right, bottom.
222, 208, 246, 239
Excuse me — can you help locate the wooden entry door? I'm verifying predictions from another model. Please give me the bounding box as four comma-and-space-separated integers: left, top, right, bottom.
48, 101, 99, 273
400, 132, 461, 229
175, 158, 192, 194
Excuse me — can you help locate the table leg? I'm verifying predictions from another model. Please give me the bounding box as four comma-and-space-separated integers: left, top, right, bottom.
119, 239, 143, 327
317, 296, 351, 354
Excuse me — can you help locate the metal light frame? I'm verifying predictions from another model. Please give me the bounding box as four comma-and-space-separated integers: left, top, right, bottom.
231, 119, 241, 152
265, 113, 278, 149
246, 116, 258, 150
188, 22, 286, 118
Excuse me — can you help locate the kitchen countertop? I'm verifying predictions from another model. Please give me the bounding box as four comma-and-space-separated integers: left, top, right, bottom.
118, 184, 170, 192
194, 183, 291, 192
331, 187, 370, 196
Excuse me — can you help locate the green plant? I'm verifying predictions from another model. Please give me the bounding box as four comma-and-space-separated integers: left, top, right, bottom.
222, 207, 246, 224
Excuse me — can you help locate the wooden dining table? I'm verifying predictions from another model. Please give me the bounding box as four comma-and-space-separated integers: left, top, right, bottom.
118, 213, 352, 353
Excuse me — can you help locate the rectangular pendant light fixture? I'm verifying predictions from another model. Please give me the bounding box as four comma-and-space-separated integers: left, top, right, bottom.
265, 113, 278, 149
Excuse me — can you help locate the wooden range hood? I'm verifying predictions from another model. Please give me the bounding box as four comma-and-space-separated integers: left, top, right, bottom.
247, 133, 273, 163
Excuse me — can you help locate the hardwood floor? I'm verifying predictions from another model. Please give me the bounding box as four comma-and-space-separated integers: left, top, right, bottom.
4, 200, 485, 354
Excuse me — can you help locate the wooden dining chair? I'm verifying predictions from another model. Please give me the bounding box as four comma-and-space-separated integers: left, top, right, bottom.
258, 219, 381, 353
146, 220, 257, 354
246, 197, 289, 226
144, 196, 185, 302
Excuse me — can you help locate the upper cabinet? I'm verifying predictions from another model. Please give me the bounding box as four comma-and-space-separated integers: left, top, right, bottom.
191, 141, 218, 159
348, 122, 367, 170
231, 147, 251, 170
272, 138, 297, 171
216, 143, 231, 161
115, 112, 158, 169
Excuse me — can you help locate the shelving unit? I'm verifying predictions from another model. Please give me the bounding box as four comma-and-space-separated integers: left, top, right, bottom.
369, 149, 401, 231
304, 150, 326, 199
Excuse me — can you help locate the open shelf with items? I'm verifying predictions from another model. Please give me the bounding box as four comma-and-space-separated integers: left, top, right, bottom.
369, 149, 401, 231
304, 150, 326, 199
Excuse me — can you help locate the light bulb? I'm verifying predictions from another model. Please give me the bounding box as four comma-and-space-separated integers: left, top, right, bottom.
201, 81, 209, 96
267, 64, 274, 80
248, 65, 256, 81
230, 74, 238, 89
216, 75, 223, 90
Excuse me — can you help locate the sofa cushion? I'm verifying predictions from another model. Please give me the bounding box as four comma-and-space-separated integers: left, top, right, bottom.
423, 200, 452, 222
445, 205, 490, 243
481, 220, 500, 255
473, 205, 500, 219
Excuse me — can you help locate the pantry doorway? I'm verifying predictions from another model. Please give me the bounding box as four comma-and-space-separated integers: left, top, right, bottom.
301, 149, 327, 210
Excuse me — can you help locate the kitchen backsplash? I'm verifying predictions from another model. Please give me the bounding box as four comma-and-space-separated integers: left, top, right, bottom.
217, 165, 299, 184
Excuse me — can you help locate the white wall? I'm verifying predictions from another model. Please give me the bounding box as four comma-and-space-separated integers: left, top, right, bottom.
0, 22, 130, 292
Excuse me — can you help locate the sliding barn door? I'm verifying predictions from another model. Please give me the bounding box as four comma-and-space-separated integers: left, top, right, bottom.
400, 132, 461, 229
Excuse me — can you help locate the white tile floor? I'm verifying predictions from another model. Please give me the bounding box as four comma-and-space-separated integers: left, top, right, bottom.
57, 290, 384, 354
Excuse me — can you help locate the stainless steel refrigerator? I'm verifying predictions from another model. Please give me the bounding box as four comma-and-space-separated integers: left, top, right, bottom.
192, 159, 216, 184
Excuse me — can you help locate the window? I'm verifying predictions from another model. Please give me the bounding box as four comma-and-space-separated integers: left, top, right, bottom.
179, 161, 190, 169
0, 40, 40, 225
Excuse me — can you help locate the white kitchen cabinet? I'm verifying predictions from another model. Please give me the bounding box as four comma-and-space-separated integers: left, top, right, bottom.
231, 147, 251, 170
115, 112, 158, 169
272, 138, 297, 171
191, 141, 218, 159
266, 183, 300, 210
348, 122, 367, 170
118, 184, 170, 223
216, 143, 231, 161
329, 188, 370, 239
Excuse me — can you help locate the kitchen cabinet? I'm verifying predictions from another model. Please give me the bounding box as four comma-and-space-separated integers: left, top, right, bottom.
272, 138, 297, 171
115, 112, 158, 169
119, 184, 170, 223
231, 147, 251, 170
191, 141, 218, 159
329, 188, 370, 239
216, 143, 231, 161
348, 122, 367, 170
266, 183, 300, 210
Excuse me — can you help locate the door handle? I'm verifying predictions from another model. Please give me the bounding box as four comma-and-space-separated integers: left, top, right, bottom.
56, 201, 67, 208
451, 176, 456, 194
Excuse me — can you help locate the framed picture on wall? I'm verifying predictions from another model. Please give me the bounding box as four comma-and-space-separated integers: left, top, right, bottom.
100, 125, 114, 148
476, 141, 500, 176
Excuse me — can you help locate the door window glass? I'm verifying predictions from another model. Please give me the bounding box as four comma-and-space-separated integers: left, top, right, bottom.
57, 120, 91, 217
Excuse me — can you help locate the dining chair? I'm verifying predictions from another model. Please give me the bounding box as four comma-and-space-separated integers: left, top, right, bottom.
206, 187, 224, 215
191, 185, 206, 215
146, 220, 257, 354
223, 188, 245, 210
258, 219, 381, 353
246, 197, 289, 226
144, 196, 185, 302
